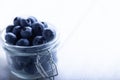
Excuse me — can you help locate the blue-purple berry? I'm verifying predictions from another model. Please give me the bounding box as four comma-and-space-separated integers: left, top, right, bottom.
13, 17, 21, 26
32, 36, 45, 45
16, 39, 29, 46
20, 27, 32, 38
24, 62, 37, 74
27, 16, 38, 24
41, 22, 48, 28
31, 22, 44, 36
20, 18, 31, 27
5, 32, 17, 44
6, 25, 14, 33
43, 28, 55, 42
12, 26, 21, 36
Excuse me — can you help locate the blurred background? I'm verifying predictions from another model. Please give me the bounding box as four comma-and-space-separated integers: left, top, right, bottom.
0, 0, 120, 80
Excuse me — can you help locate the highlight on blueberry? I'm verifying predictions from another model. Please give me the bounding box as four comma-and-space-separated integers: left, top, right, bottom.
16, 39, 29, 46
32, 36, 45, 45
13, 17, 21, 26
5, 32, 17, 45
20, 27, 32, 38
43, 28, 55, 42
41, 22, 48, 28
6, 25, 14, 33
31, 22, 44, 36
12, 26, 21, 36
20, 18, 31, 27
24, 62, 37, 74
27, 16, 37, 24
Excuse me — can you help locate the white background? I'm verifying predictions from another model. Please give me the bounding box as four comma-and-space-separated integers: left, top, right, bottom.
0, 0, 120, 80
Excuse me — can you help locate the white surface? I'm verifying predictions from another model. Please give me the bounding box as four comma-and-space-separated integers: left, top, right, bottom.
57, 0, 120, 80
0, 0, 120, 80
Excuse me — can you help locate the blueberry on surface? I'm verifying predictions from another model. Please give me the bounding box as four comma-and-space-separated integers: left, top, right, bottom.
31, 22, 44, 36
12, 26, 21, 36
5, 32, 17, 44
24, 62, 37, 74
41, 22, 48, 28
43, 28, 55, 42
20, 18, 31, 27
20, 27, 32, 38
32, 36, 45, 45
13, 17, 21, 26
27, 16, 37, 24
6, 25, 14, 33
16, 39, 29, 46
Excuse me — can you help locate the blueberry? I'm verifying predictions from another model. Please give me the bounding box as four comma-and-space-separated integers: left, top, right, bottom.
16, 39, 29, 46
12, 26, 21, 36
41, 22, 48, 28
11, 56, 36, 70
32, 36, 45, 45
13, 17, 21, 26
24, 62, 37, 74
31, 22, 44, 36
20, 18, 31, 27
6, 25, 14, 33
5, 32, 17, 44
20, 27, 32, 38
17, 56, 35, 66
27, 16, 37, 24
43, 28, 55, 42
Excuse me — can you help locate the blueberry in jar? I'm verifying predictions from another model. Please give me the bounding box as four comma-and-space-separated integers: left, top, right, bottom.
20, 26, 32, 38
43, 28, 55, 42
41, 22, 48, 28
6, 25, 14, 33
24, 62, 37, 74
32, 36, 45, 45
16, 39, 30, 46
10, 56, 23, 70
27, 16, 38, 24
5, 32, 17, 45
13, 17, 21, 26
12, 26, 22, 36
20, 18, 31, 27
31, 22, 44, 36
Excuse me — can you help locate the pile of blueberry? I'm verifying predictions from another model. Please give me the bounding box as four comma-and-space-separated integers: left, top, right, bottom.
4, 16, 56, 75
9, 55, 51, 75
5, 16, 55, 46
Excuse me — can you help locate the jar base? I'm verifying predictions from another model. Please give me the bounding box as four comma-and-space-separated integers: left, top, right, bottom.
11, 71, 41, 79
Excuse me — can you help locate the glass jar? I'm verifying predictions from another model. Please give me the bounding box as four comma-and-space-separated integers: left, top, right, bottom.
0, 23, 59, 79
